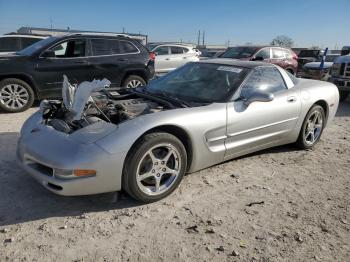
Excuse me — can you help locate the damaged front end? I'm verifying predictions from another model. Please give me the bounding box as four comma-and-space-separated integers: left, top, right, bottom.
40, 76, 166, 134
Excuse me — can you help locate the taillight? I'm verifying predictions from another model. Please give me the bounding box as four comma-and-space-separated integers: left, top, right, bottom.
149, 52, 156, 60
292, 52, 298, 60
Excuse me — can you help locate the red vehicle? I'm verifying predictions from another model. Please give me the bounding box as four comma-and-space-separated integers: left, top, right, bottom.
219, 46, 298, 74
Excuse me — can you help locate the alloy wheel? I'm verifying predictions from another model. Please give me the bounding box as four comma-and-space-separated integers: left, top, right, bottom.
0, 84, 29, 110
304, 110, 323, 145
136, 143, 181, 196
126, 79, 143, 88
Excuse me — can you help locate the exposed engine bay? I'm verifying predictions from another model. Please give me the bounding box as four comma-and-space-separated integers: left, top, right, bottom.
40, 76, 165, 133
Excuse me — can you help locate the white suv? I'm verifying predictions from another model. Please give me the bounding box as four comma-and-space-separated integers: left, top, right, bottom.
146, 43, 200, 74
0, 34, 46, 55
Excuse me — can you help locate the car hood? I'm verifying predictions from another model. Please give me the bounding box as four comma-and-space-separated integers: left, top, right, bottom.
333, 55, 350, 63
304, 62, 333, 69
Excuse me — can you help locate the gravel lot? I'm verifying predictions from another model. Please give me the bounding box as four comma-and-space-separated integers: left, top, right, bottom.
0, 100, 349, 262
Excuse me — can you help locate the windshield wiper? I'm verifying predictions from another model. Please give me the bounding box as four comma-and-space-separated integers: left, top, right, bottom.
153, 91, 191, 107
138, 88, 191, 107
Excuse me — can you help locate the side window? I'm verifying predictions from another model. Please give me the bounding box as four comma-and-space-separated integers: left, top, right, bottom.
183, 47, 189, 53
241, 67, 287, 94
0, 37, 20, 52
272, 48, 285, 59
154, 46, 169, 55
21, 38, 40, 49
283, 49, 292, 59
50, 39, 86, 58
91, 39, 120, 56
119, 41, 138, 53
170, 46, 184, 54
255, 48, 270, 59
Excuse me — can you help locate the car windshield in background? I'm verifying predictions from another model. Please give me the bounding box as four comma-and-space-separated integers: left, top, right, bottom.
220, 47, 258, 59
16, 37, 57, 56
146, 43, 159, 51
298, 50, 320, 58
325, 55, 339, 62
145, 62, 248, 103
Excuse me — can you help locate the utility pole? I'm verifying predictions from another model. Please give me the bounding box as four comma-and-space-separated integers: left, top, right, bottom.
202, 30, 205, 46
197, 30, 201, 46
122, 27, 125, 33
50, 17, 53, 30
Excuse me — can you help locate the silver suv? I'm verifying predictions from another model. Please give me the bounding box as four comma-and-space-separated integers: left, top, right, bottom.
146, 43, 200, 74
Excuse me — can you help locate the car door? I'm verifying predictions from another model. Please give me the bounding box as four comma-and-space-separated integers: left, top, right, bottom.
169, 46, 187, 69
34, 38, 90, 98
86, 38, 129, 87
225, 66, 301, 159
153, 45, 171, 73
270, 47, 286, 68
254, 47, 271, 63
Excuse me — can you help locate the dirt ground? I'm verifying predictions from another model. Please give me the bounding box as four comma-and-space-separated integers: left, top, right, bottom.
0, 100, 349, 262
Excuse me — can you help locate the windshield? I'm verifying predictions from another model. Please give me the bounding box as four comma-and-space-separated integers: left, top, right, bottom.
146, 43, 159, 51
16, 37, 58, 56
220, 46, 258, 59
298, 50, 320, 58
145, 62, 248, 103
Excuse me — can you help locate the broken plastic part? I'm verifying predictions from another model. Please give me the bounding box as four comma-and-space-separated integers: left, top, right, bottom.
62, 75, 76, 110
62, 76, 111, 121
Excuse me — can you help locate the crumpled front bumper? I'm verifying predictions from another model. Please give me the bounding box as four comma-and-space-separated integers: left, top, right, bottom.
17, 113, 126, 196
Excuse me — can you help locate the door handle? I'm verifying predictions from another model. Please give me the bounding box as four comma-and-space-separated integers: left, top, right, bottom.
165, 58, 170, 61
287, 96, 297, 102
73, 61, 87, 64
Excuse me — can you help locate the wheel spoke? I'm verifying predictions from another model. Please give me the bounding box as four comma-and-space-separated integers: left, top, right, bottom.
163, 148, 175, 163
165, 167, 179, 175
155, 177, 161, 192
138, 171, 154, 182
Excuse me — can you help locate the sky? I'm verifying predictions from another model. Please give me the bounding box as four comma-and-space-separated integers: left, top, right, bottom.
0, 0, 349, 48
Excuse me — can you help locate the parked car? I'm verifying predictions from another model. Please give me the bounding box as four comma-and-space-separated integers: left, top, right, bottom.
330, 53, 350, 101
297, 54, 339, 81
297, 49, 324, 72
199, 49, 226, 60
0, 34, 46, 55
218, 46, 298, 74
146, 43, 200, 74
17, 59, 339, 202
0, 33, 155, 112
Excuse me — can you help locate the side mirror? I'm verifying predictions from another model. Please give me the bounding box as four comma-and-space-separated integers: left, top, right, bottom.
41, 50, 56, 58
251, 56, 264, 61
241, 89, 274, 106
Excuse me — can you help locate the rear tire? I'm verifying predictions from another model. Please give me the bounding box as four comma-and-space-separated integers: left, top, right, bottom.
122, 132, 187, 203
339, 91, 348, 102
296, 105, 325, 149
0, 78, 35, 113
123, 75, 146, 88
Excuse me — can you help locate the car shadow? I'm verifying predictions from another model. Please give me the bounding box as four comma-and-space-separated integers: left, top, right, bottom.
335, 100, 350, 117
0, 132, 140, 227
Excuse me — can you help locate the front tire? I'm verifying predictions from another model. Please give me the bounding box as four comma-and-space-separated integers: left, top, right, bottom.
122, 132, 187, 203
296, 105, 325, 149
0, 78, 35, 113
123, 75, 146, 88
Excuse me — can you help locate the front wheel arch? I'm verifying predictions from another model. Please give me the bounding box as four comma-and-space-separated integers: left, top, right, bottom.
123, 125, 193, 174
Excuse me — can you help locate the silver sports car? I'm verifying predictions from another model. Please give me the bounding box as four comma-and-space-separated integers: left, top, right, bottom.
17, 59, 339, 202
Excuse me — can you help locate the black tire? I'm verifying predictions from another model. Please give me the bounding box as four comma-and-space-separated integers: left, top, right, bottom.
286, 68, 295, 75
0, 78, 35, 113
122, 75, 146, 88
339, 91, 349, 102
122, 132, 187, 203
296, 105, 325, 149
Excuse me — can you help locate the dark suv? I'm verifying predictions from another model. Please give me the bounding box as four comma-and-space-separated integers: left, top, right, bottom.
219, 46, 298, 74
0, 33, 155, 112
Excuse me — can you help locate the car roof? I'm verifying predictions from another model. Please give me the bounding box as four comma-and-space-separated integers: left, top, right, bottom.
196, 58, 273, 69
0, 34, 46, 39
